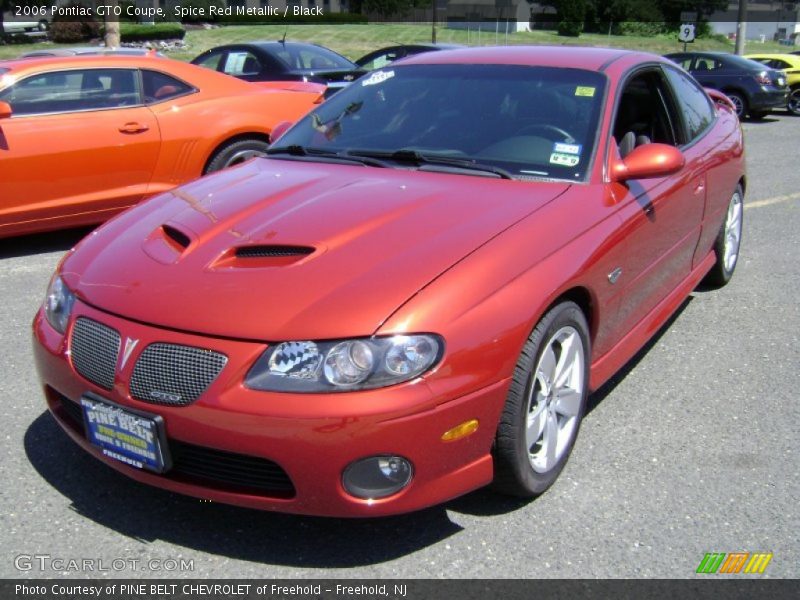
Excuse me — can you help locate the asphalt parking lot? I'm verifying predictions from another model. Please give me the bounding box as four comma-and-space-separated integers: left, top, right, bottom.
1, 111, 798, 580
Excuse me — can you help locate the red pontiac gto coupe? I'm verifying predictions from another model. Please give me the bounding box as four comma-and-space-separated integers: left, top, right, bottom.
33, 47, 745, 517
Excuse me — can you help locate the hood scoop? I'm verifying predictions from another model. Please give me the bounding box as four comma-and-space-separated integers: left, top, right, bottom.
213, 244, 317, 269
235, 245, 314, 258
142, 224, 194, 265
162, 225, 191, 250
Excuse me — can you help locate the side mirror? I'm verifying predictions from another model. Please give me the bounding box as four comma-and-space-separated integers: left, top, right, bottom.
610, 143, 685, 182
270, 121, 293, 144
0, 101, 11, 119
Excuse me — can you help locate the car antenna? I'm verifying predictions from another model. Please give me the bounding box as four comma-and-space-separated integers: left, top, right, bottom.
280, 30, 287, 44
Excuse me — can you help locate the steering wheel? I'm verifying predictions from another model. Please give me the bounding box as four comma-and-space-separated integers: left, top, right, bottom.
516, 124, 576, 143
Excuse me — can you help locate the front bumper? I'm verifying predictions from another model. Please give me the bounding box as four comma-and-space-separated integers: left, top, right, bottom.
33, 301, 508, 517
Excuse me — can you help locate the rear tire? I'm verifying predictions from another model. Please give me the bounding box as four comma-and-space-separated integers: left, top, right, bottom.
726, 92, 746, 119
703, 184, 744, 288
204, 138, 269, 174
492, 301, 590, 497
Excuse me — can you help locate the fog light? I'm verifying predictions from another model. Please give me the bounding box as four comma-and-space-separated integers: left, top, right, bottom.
342, 455, 413, 500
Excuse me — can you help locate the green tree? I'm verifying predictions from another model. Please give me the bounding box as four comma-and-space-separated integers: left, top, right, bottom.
556, 0, 586, 36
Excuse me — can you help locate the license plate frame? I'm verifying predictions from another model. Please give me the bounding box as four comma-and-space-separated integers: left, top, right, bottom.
81, 393, 171, 473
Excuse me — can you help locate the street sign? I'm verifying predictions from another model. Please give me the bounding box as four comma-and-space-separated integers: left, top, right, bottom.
679, 23, 696, 43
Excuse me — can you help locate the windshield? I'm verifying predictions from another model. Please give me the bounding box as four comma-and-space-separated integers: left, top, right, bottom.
272, 64, 606, 181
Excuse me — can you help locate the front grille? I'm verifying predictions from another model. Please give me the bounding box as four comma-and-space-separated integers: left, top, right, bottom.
130, 343, 227, 406
170, 441, 295, 495
70, 317, 121, 390
54, 393, 295, 497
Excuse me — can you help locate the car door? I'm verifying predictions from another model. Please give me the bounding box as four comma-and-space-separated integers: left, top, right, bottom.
0, 67, 160, 232
610, 67, 706, 333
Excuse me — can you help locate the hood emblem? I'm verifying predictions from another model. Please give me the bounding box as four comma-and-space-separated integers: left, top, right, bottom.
120, 337, 139, 370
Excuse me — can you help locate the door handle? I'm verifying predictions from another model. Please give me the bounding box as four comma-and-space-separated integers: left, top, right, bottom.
119, 122, 149, 134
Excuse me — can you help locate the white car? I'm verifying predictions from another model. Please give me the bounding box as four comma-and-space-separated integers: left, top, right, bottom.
2, 19, 49, 34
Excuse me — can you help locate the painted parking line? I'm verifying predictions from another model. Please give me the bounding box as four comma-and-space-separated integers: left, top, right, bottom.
746, 192, 800, 211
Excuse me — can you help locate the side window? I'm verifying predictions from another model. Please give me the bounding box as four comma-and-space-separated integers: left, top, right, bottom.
0, 69, 139, 115
142, 70, 194, 103
612, 70, 678, 158
693, 57, 720, 72
195, 50, 225, 72
663, 66, 715, 143
670, 55, 692, 71
222, 51, 262, 76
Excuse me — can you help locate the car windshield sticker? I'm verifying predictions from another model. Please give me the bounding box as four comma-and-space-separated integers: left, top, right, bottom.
553, 142, 582, 155
362, 70, 395, 87
550, 152, 580, 167
575, 86, 596, 97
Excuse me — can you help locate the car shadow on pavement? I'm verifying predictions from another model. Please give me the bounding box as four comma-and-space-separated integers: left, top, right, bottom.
24, 412, 463, 568
0, 227, 94, 259
742, 114, 782, 124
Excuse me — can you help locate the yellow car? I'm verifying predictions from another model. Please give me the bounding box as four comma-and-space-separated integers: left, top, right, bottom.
745, 53, 800, 115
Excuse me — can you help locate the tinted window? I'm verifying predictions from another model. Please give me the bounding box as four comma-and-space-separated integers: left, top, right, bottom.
0, 69, 139, 115
693, 56, 723, 71
664, 66, 715, 142
142, 70, 193, 103
273, 64, 607, 181
195, 50, 225, 71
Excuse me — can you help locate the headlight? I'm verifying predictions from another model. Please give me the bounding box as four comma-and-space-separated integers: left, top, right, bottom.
245, 334, 443, 392
43, 275, 75, 334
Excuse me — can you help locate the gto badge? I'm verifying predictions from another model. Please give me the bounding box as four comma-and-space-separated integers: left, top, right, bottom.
151, 390, 182, 404
120, 337, 139, 370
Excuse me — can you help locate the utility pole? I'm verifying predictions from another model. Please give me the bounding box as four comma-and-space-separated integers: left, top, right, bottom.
734, 0, 747, 55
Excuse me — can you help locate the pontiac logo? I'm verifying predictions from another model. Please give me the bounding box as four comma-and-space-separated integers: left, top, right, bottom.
120, 337, 139, 370
151, 390, 182, 404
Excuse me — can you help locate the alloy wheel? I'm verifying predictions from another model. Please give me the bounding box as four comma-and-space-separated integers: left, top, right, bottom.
526, 326, 585, 473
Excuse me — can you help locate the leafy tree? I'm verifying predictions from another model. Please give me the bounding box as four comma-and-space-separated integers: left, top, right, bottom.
556, 0, 586, 36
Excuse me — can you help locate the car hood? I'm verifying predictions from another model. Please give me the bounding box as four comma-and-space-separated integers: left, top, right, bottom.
62, 160, 569, 341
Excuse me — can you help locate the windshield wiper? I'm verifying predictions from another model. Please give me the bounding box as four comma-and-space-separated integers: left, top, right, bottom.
346, 148, 514, 180
265, 145, 387, 168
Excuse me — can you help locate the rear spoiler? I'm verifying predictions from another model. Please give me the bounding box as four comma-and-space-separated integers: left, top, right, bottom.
252, 80, 327, 104
705, 88, 736, 113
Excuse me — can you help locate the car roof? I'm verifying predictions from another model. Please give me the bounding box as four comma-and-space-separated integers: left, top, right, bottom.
400, 45, 650, 71
0, 54, 256, 94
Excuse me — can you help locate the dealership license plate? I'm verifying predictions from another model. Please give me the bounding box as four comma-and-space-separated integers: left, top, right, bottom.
81, 395, 169, 473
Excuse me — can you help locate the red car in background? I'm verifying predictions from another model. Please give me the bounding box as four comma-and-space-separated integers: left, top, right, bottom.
0, 54, 323, 238
33, 46, 745, 517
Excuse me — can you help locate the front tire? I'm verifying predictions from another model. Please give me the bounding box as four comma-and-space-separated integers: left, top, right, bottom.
788, 87, 800, 116
703, 184, 744, 288
492, 301, 590, 497
204, 138, 270, 174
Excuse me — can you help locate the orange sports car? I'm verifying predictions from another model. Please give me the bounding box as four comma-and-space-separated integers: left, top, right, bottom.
0, 54, 324, 238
